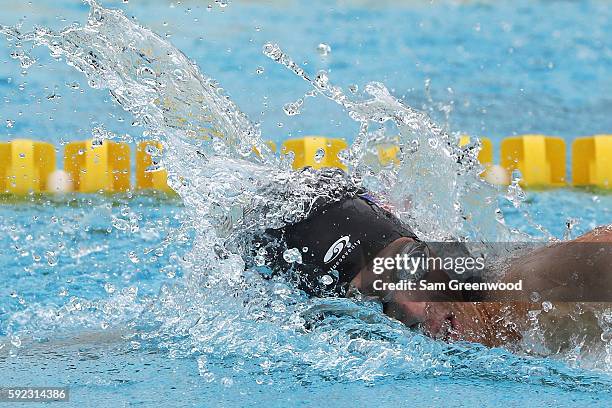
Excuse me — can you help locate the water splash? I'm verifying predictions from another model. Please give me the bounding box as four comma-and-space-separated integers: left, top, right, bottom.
1, 0, 610, 392
263, 42, 520, 242
1, 0, 289, 301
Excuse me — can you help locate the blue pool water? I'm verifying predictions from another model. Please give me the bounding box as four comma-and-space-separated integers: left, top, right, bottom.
1, 1, 612, 407
2, 0, 612, 150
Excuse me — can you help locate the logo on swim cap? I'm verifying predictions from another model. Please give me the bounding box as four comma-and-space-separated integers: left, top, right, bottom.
323, 236, 350, 264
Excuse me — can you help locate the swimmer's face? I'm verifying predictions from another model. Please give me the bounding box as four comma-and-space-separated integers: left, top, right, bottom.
349, 237, 467, 338
352, 255, 521, 345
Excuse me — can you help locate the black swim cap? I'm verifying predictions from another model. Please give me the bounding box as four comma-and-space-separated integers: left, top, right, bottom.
261, 194, 418, 297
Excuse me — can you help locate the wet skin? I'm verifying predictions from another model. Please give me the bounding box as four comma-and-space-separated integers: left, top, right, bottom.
350, 226, 612, 348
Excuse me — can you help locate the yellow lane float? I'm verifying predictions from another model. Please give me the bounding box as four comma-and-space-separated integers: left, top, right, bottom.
501, 135, 566, 187
3, 134, 612, 194
282, 136, 348, 170
459, 135, 493, 165
0, 139, 56, 194
459, 136, 509, 185
64, 140, 131, 193
136, 141, 173, 192
572, 135, 612, 188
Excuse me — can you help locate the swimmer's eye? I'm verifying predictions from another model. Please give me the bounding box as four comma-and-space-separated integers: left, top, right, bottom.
394, 241, 431, 282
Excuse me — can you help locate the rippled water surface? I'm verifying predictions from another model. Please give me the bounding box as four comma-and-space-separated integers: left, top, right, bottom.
1, 1, 612, 407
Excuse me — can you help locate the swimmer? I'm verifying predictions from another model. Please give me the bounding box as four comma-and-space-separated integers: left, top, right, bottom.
255, 169, 612, 351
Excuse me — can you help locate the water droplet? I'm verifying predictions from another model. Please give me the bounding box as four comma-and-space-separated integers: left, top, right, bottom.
104, 282, 116, 294
112, 216, 129, 231
128, 251, 140, 264
320, 275, 334, 285
317, 43, 331, 56
529, 291, 541, 302
45, 251, 58, 266
92, 7, 104, 22
6, 119, 15, 128
314, 148, 325, 163
283, 100, 302, 116
541, 301, 553, 312
10, 50, 36, 69
125, 286, 138, 297
283, 248, 302, 264
255, 66, 264, 75
302, 247, 308, 253
254, 255, 266, 266
58, 287, 68, 297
